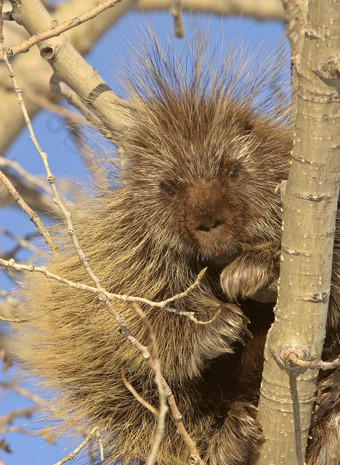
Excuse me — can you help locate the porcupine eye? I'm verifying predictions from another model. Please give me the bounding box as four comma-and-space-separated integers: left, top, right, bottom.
243, 118, 254, 134
160, 181, 177, 197
229, 165, 240, 180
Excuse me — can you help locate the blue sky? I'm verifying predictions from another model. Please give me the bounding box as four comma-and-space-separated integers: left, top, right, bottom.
0, 7, 288, 465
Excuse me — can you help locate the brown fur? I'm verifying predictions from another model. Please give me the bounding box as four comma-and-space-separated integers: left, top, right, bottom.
12, 40, 340, 464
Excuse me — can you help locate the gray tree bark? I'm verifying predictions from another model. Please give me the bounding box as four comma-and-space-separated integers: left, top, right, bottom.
254, 0, 340, 464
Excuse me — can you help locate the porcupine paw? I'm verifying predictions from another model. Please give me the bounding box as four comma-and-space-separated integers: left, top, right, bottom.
198, 303, 251, 360
306, 370, 340, 465
203, 401, 263, 465
220, 253, 276, 302
306, 416, 340, 465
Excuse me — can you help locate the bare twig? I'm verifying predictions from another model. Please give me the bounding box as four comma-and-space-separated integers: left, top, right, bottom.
0, 0, 123, 61
0, 0, 284, 63
0, 170, 56, 254
22, 89, 87, 126
95, 429, 104, 462
0, 438, 11, 455
169, 0, 184, 38
0, 46, 65, 238
0, 315, 28, 323
50, 78, 105, 131
0, 27, 58, 253
0, 382, 48, 407
123, 305, 201, 463
0, 226, 45, 257
0, 384, 102, 465
0, 289, 19, 307
0, 170, 59, 218
138, 0, 284, 21
0, 257, 214, 324
121, 368, 159, 417
0, 288, 23, 322
0, 158, 51, 196
148, 360, 201, 463
0, 347, 11, 372
0, 425, 55, 444
0, 82, 86, 127
0, 407, 36, 427
130, 303, 168, 465
147, 362, 168, 465
53, 426, 100, 465
288, 352, 340, 371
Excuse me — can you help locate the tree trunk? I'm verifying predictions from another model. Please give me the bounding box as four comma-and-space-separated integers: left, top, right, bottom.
254, 1, 340, 464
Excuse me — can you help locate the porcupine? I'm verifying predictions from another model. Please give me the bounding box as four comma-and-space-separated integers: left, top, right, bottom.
12, 38, 340, 465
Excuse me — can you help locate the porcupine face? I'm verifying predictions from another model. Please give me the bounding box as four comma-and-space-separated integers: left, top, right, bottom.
156, 131, 251, 260
121, 95, 286, 262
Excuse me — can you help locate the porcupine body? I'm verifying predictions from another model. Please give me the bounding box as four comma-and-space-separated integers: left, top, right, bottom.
13, 40, 340, 465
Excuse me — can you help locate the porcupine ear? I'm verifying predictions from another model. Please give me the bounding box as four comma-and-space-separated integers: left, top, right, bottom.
243, 116, 255, 134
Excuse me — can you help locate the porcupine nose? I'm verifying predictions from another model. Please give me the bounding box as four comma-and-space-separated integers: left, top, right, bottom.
197, 220, 225, 233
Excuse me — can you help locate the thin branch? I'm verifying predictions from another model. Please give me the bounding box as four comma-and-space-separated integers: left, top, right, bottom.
0, 407, 36, 428
0, 226, 45, 257
151, 268, 207, 308
0, 382, 48, 407
50, 79, 106, 131
0, 287, 23, 322
21, 89, 87, 125
0, 27, 58, 253
0, 257, 214, 324
0, 170, 56, 254
0, 0, 123, 61
0, 0, 284, 64
95, 429, 104, 462
53, 426, 101, 465
0, 425, 56, 444
0, 170, 59, 218
0, 157, 51, 195
0, 81, 86, 126
0, 315, 28, 323
120, 319, 201, 463
121, 368, 159, 417
130, 303, 168, 465
137, 0, 284, 21
0, 348, 11, 373
0, 48, 64, 225
147, 361, 168, 465
0, 289, 19, 307
286, 350, 340, 371
170, 0, 184, 38
0, 438, 11, 455
0, 382, 102, 453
